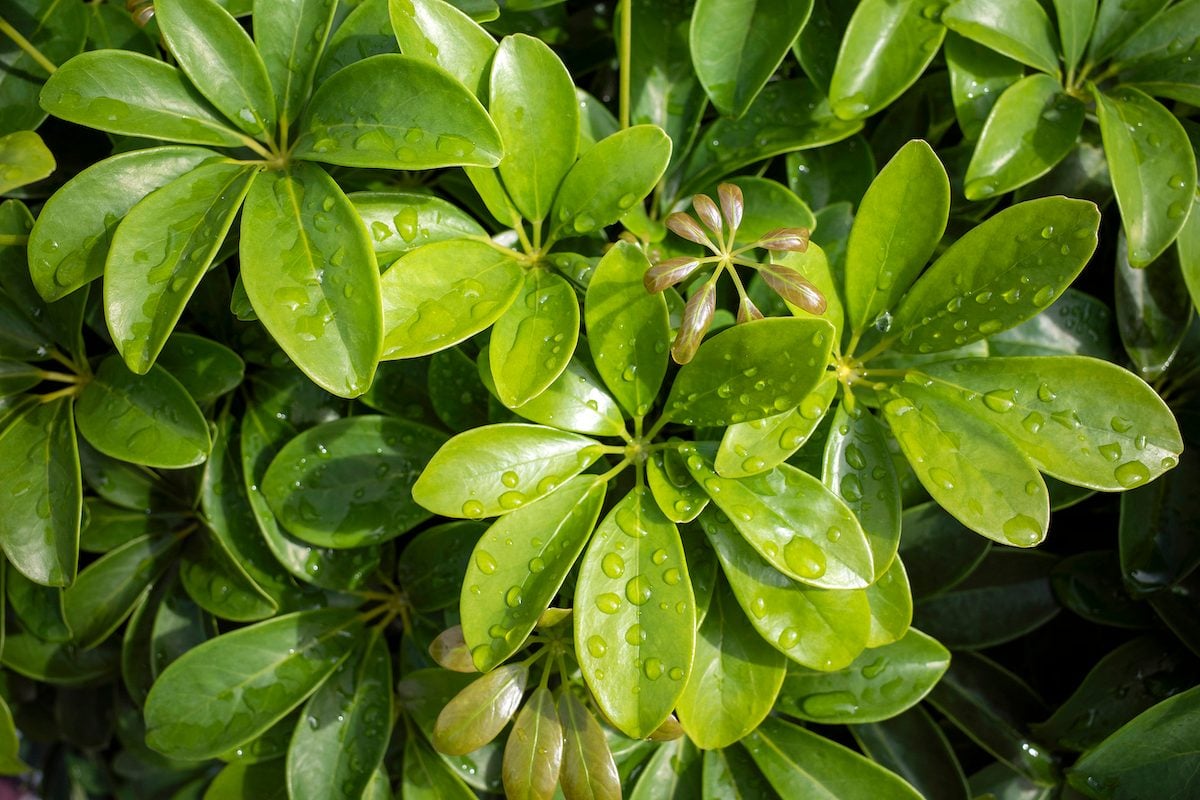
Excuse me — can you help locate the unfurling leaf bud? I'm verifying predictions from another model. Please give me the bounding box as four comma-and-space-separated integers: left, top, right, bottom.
758, 227, 811, 252
644, 257, 702, 292
672, 283, 716, 364
691, 193, 723, 236
737, 295, 764, 324
665, 212, 714, 247
429, 625, 477, 673
718, 183, 744, 231
761, 264, 827, 315
647, 714, 685, 741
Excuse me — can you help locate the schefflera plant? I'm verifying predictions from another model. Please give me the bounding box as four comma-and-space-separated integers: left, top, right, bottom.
29, 0, 502, 397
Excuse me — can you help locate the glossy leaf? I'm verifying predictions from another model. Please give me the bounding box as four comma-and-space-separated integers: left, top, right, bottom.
380, 239, 523, 359
646, 449, 709, 524
629, 738, 702, 798
889, 197, 1100, 353
433, 663, 527, 755
489, 269, 578, 407
7, 565, 70, 642
106, 162, 257, 373
1111, 0, 1200, 64
254, 0, 337, 128
701, 745, 776, 800
350, 190, 486, 264
1, 633, 118, 686
40, 51, 247, 147
585, 241, 670, 418
1087, 0, 1170, 63
240, 163, 381, 397
388, 0, 497, 98
144, 608, 362, 760
942, 0, 1061, 75
156, 334, 245, 405
945, 34, 1024, 143
716, 374, 837, 479
462, 476, 605, 671
676, 580, 786, 749
0, 398, 79, 586
1053, 0, 1097, 73
690, 0, 812, 118
28, 147, 217, 302
503, 686, 562, 800
1052, 550, 1153, 629
204, 760, 287, 800
987, 287, 1118, 360
558, 688, 620, 800
316, 0, 398, 84
179, 534, 277, 622
1093, 86, 1197, 267
853, 707, 971, 800
1120, 445, 1200, 595
0, 130, 54, 193
0, 0, 87, 135
402, 735, 477, 799
1116, 236, 1192, 379
482, 354, 627, 438
287, 631, 392, 800
827, 0, 946, 121
574, 488, 695, 738
156, 0, 276, 138
700, 508, 871, 671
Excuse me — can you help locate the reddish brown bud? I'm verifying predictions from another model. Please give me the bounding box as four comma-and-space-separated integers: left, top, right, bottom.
665, 212, 714, 247
672, 283, 716, 364
758, 227, 811, 252
429, 626, 477, 673
644, 257, 702, 293
691, 193, 723, 236
737, 295, 764, 324
761, 264, 827, 314
718, 183, 744, 231
647, 714, 685, 741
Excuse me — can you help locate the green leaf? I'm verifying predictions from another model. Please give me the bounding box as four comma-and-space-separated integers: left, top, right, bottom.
716, 374, 837, 479
380, 239, 523, 360
1116, 236, 1192, 379
845, 139, 949, 336
413, 423, 603, 518
665, 318, 834, 427
744, 717, 923, 799
1120, 446, 1200, 595
884, 382, 1049, 547
294, 54, 502, 170
287, 631, 392, 800
1052, 550, 1153, 629
0, 398, 79, 586
852, 707, 971, 800
0, 695, 29, 776
1093, 86, 1197, 267
1087, 0, 1170, 64
0, 130, 54, 193
144, 608, 362, 760
157, 333, 246, 405
316, 0, 398, 84
574, 488, 695, 738
630, 738, 702, 799
0, 0, 88, 135
489, 270, 578, 407
701, 745, 777, 800
397, 521, 480, 613
388, 0, 497, 98
502, 686, 562, 800
489, 34, 577, 222
986, 287, 1118, 360
777, 627, 949, 723
551, 126, 671, 237
401, 736, 477, 799
700, 508, 871, 671
462, 475, 604, 670
965, 75, 1085, 200
350, 190, 486, 264
942, 0, 1061, 75
205, 760, 288, 800
1, 633, 117, 686
106, 162, 257, 373
481, 352, 628, 438
685, 447, 873, 589
28, 147, 218, 302
253, 0, 337, 128
75, 356, 210, 469
919, 356, 1181, 491
262, 415, 446, 548
1053, 0, 1097, 72
864, 558, 913, 646
7, 563, 70, 642
647, 449, 710, 523
1112, 0, 1200, 65
0, 360, 39, 398
676, 580, 786, 749
945, 34, 1024, 143
585, 241, 669, 418
889, 196, 1100, 353
40, 51, 248, 147
557, 688, 620, 800
433, 663, 528, 754
689, 0, 812, 118
179, 534, 278, 622
240, 163, 381, 397
156, 0, 276, 138
827, 0, 947, 121
786, 135, 875, 210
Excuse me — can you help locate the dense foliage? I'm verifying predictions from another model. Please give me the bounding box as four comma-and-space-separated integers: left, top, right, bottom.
0, 0, 1198, 797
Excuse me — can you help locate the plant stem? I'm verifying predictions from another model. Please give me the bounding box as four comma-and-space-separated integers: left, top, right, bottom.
618, 0, 632, 130
0, 235, 28, 247
0, 16, 56, 74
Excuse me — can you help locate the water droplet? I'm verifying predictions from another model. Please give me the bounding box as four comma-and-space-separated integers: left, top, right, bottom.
801, 690, 860, 717
601, 552, 625, 579
499, 490, 526, 509
1040, 226, 1055, 239
501, 470, 519, 488
861, 657, 887, 679
1037, 383, 1057, 402
663, 568, 680, 585
839, 474, 863, 503
587, 636, 607, 658
983, 389, 1016, 413
1110, 416, 1133, 433
844, 444, 866, 470
929, 467, 956, 491
625, 575, 652, 605
595, 593, 621, 614
644, 658, 663, 680
669, 667, 685, 681
783, 537, 827, 579
777, 628, 800, 649
462, 499, 485, 518
505, 586, 523, 608
624, 624, 645, 645
528, 557, 545, 573
1002, 514, 1042, 546
1114, 460, 1150, 488
1099, 442, 1123, 462
475, 550, 497, 574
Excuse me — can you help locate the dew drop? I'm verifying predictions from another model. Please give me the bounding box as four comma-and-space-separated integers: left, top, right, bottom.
783, 537, 827, 579
1002, 514, 1042, 546
595, 593, 621, 614
601, 552, 625, 579
1114, 460, 1150, 488
462, 499, 485, 518
625, 575, 652, 605
501, 470, 519, 488
983, 389, 1016, 413
475, 550, 497, 574
586, 636, 607, 658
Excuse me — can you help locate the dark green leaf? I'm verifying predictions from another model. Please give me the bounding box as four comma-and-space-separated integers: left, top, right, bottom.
0, 0, 88, 135
852, 707, 971, 800
401, 735, 476, 799
701, 745, 777, 800
7, 563, 70, 642
1115, 232, 1193, 378
629, 737, 701, 799
254, 0, 338, 128
786, 135, 875, 211
316, 0, 398, 85
1119, 445, 1200, 594
1087, 0, 1170, 63
1, 633, 118, 686
156, 334, 245, 405
945, 34, 1024, 143
204, 759, 287, 800
987, 287, 1118, 360
179, 534, 278, 622
1052, 550, 1153, 629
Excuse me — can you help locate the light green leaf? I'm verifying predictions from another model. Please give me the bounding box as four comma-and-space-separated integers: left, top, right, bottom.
462, 476, 605, 671
0, 398, 79, 587
0, 695, 28, 776
630, 738, 702, 798
502, 686, 563, 800
28, 147, 217, 302
0, 130, 54, 193
253, 0, 338, 128
75, 356, 210, 469
864, 558, 913, 646
433, 663, 527, 754
481, 352, 627, 438
716, 374, 837, 479
1087, 0, 1170, 64
106, 162, 257, 373
585, 241, 669, 418
489, 269, 578, 407
1093, 86, 1196, 267
700, 508, 871, 671
827, 0, 947, 120
646, 449, 709, 524
574, 488, 695, 739
287, 631, 392, 800
845, 139, 949, 335
294, 54, 502, 170
889, 196, 1100, 353
388, 0, 497, 98
40, 51, 248, 147
690, 0, 812, 118
665, 318, 835, 427
965, 75, 1085, 200
945, 34, 1024, 142
676, 580, 786, 749
920, 356, 1181, 491
351, 190, 486, 264
156, 0, 277, 137
883, 382, 1049, 547
412, 423, 603, 518
1053, 0, 1097, 72
942, 0, 1061, 75
240, 163, 382, 397
144, 608, 362, 760
262, 415, 446, 547
380, 239, 523, 359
